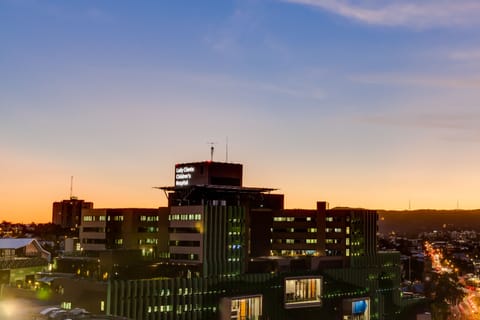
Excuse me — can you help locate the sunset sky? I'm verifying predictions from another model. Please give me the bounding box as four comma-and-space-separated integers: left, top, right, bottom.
3, 0, 480, 223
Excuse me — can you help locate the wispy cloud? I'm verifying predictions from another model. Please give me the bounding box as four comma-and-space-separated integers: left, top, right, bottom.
281, 0, 480, 28
358, 110, 480, 142
349, 73, 480, 89
204, 7, 261, 55
3, 0, 113, 23
184, 72, 326, 101
362, 112, 480, 130
448, 49, 480, 62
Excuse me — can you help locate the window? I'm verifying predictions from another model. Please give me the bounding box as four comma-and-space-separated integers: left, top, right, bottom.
221, 295, 263, 320
169, 240, 200, 247
284, 277, 322, 309
141, 215, 159, 222
169, 214, 201, 221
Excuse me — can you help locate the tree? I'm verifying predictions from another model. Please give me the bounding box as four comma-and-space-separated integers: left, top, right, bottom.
427, 272, 465, 320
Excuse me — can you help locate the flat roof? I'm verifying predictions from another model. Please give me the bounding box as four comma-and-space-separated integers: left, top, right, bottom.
175, 161, 242, 166
155, 184, 276, 193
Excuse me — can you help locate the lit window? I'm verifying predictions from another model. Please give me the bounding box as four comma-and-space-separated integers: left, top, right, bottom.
284, 277, 322, 308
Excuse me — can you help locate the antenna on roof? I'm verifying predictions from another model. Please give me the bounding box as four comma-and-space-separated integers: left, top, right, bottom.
226, 136, 229, 162
70, 176, 74, 199
207, 142, 217, 161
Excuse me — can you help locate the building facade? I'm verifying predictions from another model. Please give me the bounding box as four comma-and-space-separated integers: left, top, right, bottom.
52, 160, 401, 320
52, 197, 93, 229
79, 208, 169, 259
323, 207, 378, 257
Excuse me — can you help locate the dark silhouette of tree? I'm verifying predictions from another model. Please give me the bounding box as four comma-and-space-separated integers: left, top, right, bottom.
427, 272, 465, 320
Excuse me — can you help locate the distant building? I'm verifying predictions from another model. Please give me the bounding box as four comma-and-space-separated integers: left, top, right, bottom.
0, 238, 50, 286
79, 208, 169, 259
52, 197, 93, 229
269, 204, 326, 257
323, 207, 378, 257
261, 201, 378, 258
63, 237, 80, 253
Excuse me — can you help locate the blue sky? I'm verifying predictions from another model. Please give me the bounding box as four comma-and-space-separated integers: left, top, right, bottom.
2, 0, 480, 222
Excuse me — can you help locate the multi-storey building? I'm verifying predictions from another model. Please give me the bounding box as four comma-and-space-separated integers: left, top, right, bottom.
52, 197, 93, 229
160, 161, 281, 277
323, 207, 378, 257
79, 208, 169, 259
268, 201, 378, 258
51, 160, 401, 320
270, 203, 326, 257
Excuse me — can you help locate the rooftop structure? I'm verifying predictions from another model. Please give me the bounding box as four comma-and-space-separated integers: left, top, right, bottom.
52, 198, 93, 229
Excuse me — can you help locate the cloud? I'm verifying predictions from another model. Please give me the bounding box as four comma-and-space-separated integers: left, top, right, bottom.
280, 0, 480, 28
349, 73, 480, 89
204, 7, 261, 55
362, 112, 480, 130
183, 72, 326, 101
358, 110, 480, 142
448, 49, 480, 62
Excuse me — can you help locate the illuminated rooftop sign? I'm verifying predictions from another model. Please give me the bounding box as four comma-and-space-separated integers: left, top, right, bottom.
175, 166, 195, 186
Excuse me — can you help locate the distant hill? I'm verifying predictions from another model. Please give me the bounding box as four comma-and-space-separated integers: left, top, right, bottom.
377, 209, 480, 237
